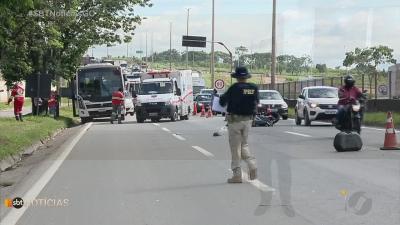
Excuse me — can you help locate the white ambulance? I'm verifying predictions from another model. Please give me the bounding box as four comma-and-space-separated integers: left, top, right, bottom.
135, 70, 193, 123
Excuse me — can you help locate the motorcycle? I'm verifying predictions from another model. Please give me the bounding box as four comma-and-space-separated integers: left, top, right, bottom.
252, 105, 280, 127
336, 91, 367, 134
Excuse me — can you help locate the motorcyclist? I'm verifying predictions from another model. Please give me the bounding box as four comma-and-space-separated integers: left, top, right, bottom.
335, 75, 363, 129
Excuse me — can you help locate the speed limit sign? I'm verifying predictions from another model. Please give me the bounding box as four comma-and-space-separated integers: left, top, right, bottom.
214, 79, 225, 90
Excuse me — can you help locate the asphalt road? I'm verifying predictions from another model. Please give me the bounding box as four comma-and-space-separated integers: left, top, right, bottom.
1, 115, 400, 225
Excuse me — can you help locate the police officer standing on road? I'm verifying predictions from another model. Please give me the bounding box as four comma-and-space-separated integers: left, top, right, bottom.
220, 67, 259, 183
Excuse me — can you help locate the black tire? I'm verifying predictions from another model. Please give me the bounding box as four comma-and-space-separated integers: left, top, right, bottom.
304, 109, 311, 126
354, 118, 361, 134
282, 115, 288, 120
130, 112, 134, 116
171, 110, 178, 122
81, 117, 90, 124
136, 114, 144, 123
295, 110, 302, 125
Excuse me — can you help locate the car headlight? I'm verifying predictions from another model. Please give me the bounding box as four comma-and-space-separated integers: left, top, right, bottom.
352, 104, 361, 112
136, 99, 142, 106
282, 102, 288, 109
309, 102, 318, 108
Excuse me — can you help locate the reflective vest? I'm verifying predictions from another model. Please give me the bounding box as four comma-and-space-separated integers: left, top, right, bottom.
112, 91, 124, 105
11, 86, 25, 102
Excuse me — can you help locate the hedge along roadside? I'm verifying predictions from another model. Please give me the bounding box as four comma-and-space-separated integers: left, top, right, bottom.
0, 107, 79, 161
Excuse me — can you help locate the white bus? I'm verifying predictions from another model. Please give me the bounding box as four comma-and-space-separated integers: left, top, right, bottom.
75, 64, 134, 123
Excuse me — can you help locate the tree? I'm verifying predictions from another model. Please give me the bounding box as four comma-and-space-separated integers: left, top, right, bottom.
235, 46, 248, 66
316, 64, 327, 73
343, 45, 397, 96
0, 0, 152, 85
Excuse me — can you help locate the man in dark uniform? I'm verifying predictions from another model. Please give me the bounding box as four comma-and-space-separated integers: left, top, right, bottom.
220, 67, 259, 183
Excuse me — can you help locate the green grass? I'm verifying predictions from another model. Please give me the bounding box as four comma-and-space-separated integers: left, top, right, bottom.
0, 102, 12, 110
0, 106, 79, 160
0, 101, 32, 111
364, 112, 400, 127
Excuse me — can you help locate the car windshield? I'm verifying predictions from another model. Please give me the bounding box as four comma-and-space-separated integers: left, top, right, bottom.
139, 82, 173, 95
200, 90, 213, 95
259, 91, 282, 100
308, 88, 338, 98
77, 68, 122, 101
196, 95, 212, 101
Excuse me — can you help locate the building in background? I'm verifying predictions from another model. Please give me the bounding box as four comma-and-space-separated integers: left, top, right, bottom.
388, 64, 400, 99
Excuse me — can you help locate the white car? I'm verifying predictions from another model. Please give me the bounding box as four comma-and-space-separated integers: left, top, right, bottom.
258, 90, 289, 120
295, 86, 339, 126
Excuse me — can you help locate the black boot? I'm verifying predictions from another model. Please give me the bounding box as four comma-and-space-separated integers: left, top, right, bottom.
15, 115, 20, 121
19, 113, 23, 122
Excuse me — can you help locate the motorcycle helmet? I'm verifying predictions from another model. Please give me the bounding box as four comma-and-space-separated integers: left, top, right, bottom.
344, 75, 355, 88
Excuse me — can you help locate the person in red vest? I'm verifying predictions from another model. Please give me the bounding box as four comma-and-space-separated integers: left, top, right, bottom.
48, 91, 57, 118
7, 82, 25, 121
111, 88, 124, 124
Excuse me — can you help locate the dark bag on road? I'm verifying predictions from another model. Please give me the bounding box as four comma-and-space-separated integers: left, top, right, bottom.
334, 132, 363, 152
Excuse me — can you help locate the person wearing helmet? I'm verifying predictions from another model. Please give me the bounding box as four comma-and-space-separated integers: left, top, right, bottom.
335, 75, 362, 129
219, 67, 258, 183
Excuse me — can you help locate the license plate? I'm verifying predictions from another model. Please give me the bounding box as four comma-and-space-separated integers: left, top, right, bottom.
98, 109, 106, 112
325, 110, 337, 115
149, 113, 158, 117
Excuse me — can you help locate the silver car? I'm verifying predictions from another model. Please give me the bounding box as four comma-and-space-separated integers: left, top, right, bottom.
295, 86, 339, 126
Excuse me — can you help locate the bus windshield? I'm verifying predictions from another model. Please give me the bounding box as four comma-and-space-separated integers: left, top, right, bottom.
139, 82, 173, 95
78, 68, 123, 102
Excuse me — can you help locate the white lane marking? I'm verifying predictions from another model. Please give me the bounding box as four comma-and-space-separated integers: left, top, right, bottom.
192, 146, 214, 158
162, 127, 171, 132
153, 123, 160, 126
172, 134, 186, 141
285, 131, 312, 138
0, 122, 93, 225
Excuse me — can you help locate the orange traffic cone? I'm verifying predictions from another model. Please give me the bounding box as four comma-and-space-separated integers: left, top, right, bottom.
380, 111, 400, 150
206, 108, 213, 118
193, 103, 197, 116
200, 104, 206, 117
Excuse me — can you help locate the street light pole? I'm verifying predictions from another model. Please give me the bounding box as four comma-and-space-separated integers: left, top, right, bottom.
169, 22, 172, 70
215, 42, 233, 85
271, 0, 277, 89
145, 32, 148, 66
186, 8, 190, 69
211, 0, 215, 88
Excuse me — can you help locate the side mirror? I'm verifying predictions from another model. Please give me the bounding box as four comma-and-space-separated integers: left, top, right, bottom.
283, 97, 289, 101
298, 94, 305, 99
176, 88, 182, 96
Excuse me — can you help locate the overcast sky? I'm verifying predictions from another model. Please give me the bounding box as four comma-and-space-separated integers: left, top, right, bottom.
89, 0, 400, 68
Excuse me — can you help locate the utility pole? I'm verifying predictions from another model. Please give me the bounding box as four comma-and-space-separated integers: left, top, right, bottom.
186, 8, 190, 69
211, 0, 215, 88
169, 22, 172, 70
126, 42, 129, 58
151, 33, 154, 64
145, 32, 148, 66
271, 0, 277, 89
